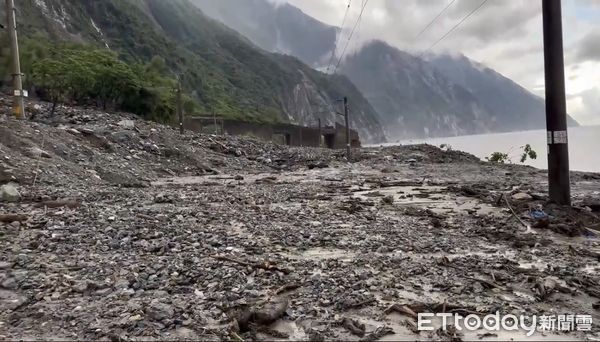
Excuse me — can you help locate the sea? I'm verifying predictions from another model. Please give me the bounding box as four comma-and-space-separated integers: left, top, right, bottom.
377, 125, 600, 173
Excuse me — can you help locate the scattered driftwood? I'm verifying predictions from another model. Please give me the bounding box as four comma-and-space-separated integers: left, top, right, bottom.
274, 282, 301, 295
466, 276, 505, 291
341, 317, 366, 337
384, 302, 483, 320
500, 193, 529, 229
376, 180, 423, 188
343, 298, 377, 310
212, 255, 290, 274
34, 199, 81, 209
0, 213, 28, 223
384, 304, 418, 319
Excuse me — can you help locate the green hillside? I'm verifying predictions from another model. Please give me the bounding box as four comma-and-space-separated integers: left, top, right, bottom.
0, 0, 386, 142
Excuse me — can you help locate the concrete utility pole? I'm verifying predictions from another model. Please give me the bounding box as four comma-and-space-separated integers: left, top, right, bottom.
5, 0, 25, 119
542, 0, 571, 206
212, 110, 218, 135
343, 97, 351, 161
318, 118, 322, 147
176, 76, 184, 135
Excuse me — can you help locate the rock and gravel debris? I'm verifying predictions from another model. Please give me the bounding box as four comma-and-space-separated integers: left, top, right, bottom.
1, 98, 599, 341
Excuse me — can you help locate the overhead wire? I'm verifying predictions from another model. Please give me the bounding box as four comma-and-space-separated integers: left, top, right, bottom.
419, 0, 491, 57
332, 0, 370, 74
326, 0, 353, 74
413, 0, 458, 41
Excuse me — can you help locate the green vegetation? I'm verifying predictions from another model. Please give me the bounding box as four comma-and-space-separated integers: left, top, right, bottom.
486, 144, 538, 164
486, 152, 510, 164
520, 144, 538, 163
12, 37, 195, 122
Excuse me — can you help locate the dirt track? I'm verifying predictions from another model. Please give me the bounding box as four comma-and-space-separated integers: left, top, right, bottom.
1, 98, 600, 341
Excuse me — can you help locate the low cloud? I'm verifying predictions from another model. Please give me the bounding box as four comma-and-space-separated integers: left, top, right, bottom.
574, 29, 600, 62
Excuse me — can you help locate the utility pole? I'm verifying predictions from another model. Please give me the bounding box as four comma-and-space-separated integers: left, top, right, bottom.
176, 76, 184, 135
212, 110, 218, 135
343, 97, 351, 161
318, 118, 322, 147
542, 0, 571, 206
5, 0, 25, 119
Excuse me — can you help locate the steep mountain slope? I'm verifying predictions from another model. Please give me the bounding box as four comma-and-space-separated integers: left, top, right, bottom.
341, 41, 496, 140
4, 0, 386, 143
190, 0, 579, 139
427, 53, 579, 130
189, 0, 337, 67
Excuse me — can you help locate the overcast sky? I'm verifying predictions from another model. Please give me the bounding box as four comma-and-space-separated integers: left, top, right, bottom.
278, 0, 600, 125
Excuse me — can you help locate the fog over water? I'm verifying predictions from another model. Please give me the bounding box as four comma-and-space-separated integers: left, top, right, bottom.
378, 126, 600, 173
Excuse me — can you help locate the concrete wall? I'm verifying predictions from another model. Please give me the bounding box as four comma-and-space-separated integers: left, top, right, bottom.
183, 117, 360, 149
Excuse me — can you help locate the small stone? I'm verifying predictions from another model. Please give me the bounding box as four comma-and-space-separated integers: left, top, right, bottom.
27, 147, 52, 159
1, 277, 17, 289
146, 300, 174, 321
129, 314, 143, 321
512, 192, 533, 201
73, 282, 89, 293
117, 120, 135, 129
381, 195, 394, 205
114, 278, 130, 290
0, 183, 20, 202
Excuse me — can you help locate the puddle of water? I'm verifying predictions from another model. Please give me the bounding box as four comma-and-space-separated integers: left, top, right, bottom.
152, 169, 349, 187
283, 248, 356, 263
353, 185, 503, 217
400, 249, 517, 262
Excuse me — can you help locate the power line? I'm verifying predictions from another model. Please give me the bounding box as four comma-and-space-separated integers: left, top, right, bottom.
333, 0, 370, 74
414, 0, 458, 41
419, 0, 490, 57
326, 0, 353, 74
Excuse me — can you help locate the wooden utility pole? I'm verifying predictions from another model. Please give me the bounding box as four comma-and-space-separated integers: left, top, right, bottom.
343, 97, 351, 161
5, 0, 25, 119
542, 0, 571, 206
176, 77, 184, 135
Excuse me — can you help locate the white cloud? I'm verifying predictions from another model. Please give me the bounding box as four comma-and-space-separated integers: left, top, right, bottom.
284, 0, 600, 124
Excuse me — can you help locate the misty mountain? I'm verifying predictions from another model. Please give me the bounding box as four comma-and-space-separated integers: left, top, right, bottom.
426, 53, 579, 132
7, 0, 386, 143
341, 41, 579, 140
341, 41, 497, 140
189, 0, 337, 67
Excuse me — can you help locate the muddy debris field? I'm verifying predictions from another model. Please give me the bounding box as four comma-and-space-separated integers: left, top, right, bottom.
1, 99, 600, 341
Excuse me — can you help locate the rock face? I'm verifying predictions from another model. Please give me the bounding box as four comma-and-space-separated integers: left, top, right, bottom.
190, 0, 337, 67
341, 41, 494, 140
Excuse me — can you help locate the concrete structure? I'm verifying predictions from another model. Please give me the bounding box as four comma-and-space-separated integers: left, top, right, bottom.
184, 117, 361, 149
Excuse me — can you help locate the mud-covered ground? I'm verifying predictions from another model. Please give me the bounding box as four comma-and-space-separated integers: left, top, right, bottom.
1, 98, 600, 341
